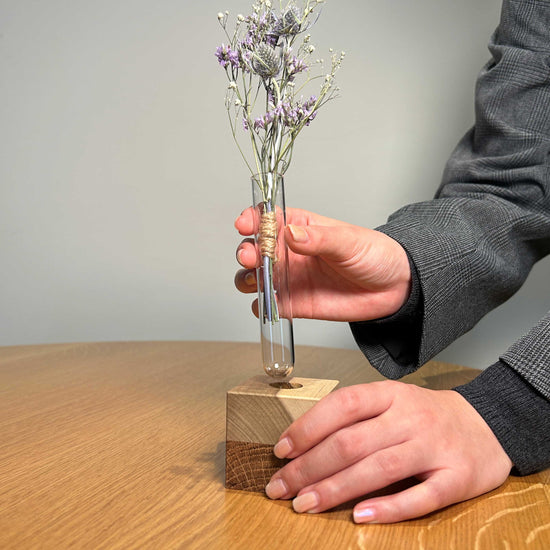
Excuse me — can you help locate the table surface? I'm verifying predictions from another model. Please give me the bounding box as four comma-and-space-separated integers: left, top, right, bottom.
1, 341, 549, 549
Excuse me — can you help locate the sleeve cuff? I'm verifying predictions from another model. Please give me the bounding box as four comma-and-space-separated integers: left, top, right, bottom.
454, 360, 550, 475
350, 253, 424, 379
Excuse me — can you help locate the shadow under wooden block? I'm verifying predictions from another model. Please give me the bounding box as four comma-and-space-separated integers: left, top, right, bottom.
225, 375, 339, 492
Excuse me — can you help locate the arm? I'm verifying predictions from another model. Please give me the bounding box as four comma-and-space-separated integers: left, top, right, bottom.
352, 0, 550, 392
349, 0, 550, 477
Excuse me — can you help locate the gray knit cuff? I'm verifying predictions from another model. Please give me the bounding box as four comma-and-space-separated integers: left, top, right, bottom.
454, 361, 550, 475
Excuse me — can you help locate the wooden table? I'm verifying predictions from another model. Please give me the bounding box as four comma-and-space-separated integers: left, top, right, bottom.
1, 341, 548, 549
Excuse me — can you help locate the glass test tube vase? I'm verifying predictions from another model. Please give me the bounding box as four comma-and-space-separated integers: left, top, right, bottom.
251, 172, 295, 378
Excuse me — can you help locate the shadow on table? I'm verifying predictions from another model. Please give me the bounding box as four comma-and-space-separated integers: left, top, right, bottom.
167, 441, 226, 485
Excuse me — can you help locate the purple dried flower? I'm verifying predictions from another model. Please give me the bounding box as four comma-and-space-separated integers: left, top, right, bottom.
216, 44, 240, 69
265, 33, 279, 47
287, 56, 308, 78
304, 110, 317, 126
273, 102, 287, 117
228, 50, 239, 68
241, 34, 254, 48
301, 96, 318, 126
304, 95, 317, 109
238, 49, 252, 71
215, 2, 343, 176
286, 108, 299, 125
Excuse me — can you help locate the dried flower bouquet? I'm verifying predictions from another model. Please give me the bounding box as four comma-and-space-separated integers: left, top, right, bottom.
216, 0, 344, 375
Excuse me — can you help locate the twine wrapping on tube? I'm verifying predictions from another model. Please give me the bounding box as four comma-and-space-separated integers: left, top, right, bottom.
258, 211, 278, 261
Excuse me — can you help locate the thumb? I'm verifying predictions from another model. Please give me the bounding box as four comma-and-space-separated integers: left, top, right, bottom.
285, 223, 367, 263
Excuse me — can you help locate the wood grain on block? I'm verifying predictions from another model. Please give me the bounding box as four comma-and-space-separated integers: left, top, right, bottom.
226, 376, 339, 445
225, 376, 339, 492
225, 441, 290, 492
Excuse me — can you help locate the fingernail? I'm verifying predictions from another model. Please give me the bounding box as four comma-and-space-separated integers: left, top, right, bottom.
353, 507, 377, 524
288, 224, 308, 243
293, 491, 320, 514
265, 477, 288, 500
273, 437, 292, 459
236, 248, 245, 265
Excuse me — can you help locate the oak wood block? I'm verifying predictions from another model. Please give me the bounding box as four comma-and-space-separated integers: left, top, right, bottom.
225, 375, 339, 492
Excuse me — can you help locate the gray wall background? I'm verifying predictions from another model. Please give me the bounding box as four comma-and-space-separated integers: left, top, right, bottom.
2, 0, 549, 369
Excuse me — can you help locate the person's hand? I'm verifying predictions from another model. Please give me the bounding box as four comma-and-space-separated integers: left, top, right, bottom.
234, 207, 411, 322
265, 381, 513, 523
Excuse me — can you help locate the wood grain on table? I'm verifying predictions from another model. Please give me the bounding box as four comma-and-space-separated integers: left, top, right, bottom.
1, 341, 548, 549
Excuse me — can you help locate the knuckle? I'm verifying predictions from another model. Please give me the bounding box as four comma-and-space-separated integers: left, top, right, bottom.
412, 402, 437, 428
282, 460, 311, 493
331, 428, 363, 464
371, 379, 402, 401
373, 450, 406, 483
334, 386, 367, 418
396, 406, 435, 438
422, 479, 450, 510
316, 478, 341, 506
378, 379, 406, 395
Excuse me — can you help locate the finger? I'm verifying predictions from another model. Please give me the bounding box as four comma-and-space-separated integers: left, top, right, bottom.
267, 414, 401, 499
235, 207, 347, 237
234, 269, 257, 294
353, 472, 462, 524
290, 441, 428, 514
234, 207, 259, 236
236, 238, 259, 268
274, 382, 396, 460
284, 207, 352, 228
285, 223, 373, 265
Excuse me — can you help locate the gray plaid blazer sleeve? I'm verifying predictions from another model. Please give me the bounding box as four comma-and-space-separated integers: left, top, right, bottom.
358, 0, 550, 399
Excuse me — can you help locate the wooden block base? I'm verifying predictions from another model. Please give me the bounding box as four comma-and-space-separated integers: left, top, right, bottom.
225, 441, 289, 491
225, 375, 339, 492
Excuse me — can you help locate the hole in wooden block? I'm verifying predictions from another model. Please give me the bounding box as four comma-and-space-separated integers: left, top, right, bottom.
269, 381, 303, 389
